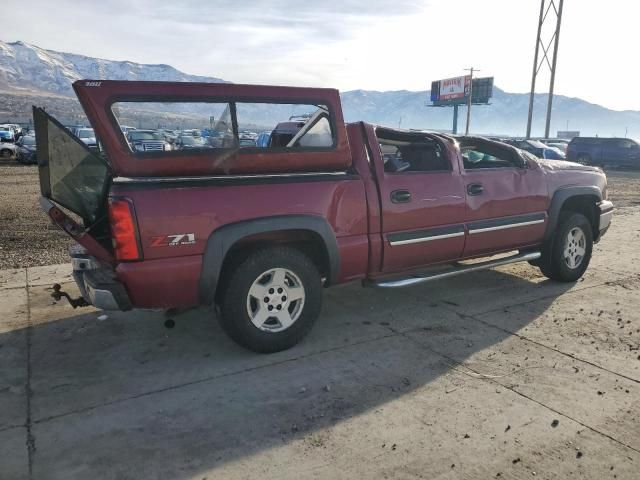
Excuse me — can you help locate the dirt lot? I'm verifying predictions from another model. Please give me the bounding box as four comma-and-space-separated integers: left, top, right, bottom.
2, 161, 640, 270
0, 162, 70, 269
1, 208, 640, 479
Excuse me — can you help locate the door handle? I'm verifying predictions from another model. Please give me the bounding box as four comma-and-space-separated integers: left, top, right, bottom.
467, 183, 484, 196
391, 189, 412, 203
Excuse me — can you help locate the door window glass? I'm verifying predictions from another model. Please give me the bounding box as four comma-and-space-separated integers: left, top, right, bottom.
376, 128, 450, 173
459, 139, 522, 169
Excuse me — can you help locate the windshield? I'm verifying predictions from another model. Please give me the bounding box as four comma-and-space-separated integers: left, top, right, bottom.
22, 136, 36, 145
129, 131, 161, 141
527, 140, 547, 148
77, 129, 95, 138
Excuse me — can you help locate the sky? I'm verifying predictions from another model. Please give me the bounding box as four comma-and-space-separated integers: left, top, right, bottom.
4, 0, 639, 111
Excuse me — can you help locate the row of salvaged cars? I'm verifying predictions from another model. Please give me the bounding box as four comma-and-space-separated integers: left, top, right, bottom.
0, 123, 37, 163
116, 126, 273, 152
5, 115, 640, 169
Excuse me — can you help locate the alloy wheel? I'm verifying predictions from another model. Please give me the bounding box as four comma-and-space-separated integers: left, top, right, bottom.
246, 268, 305, 332
563, 227, 586, 269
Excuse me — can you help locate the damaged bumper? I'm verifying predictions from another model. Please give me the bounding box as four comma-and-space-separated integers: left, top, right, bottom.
70, 245, 132, 311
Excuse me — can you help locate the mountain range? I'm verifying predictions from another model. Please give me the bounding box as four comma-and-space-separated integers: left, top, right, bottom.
1, 40, 638, 137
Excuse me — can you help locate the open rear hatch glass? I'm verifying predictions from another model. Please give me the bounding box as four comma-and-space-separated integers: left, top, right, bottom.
33, 106, 114, 263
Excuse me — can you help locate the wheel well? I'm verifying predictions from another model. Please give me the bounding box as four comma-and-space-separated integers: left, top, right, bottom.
560, 195, 599, 237
215, 229, 331, 303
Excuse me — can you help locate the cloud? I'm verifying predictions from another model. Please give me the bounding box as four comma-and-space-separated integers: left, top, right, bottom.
3, 0, 640, 110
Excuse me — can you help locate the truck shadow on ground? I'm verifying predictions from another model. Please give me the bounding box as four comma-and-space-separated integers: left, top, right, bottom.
3, 267, 574, 479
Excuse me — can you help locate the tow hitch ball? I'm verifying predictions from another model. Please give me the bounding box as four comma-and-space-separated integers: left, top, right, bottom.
50, 283, 89, 309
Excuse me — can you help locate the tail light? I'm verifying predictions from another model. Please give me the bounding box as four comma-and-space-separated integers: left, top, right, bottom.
108, 198, 142, 261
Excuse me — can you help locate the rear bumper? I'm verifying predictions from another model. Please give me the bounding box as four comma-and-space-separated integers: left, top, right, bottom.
597, 200, 614, 240
70, 244, 201, 310
71, 247, 132, 311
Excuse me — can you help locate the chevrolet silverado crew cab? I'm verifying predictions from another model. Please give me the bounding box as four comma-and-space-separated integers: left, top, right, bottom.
35, 80, 614, 353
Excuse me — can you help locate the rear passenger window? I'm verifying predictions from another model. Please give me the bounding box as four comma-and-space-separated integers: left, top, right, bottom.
458, 140, 522, 169
110, 101, 335, 155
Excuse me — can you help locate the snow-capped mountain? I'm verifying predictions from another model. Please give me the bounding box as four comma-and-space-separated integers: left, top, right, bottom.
0, 40, 225, 96
1, 39, 639, 137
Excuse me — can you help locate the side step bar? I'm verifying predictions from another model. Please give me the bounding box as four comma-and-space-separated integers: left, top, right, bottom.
368, 251, 541, 288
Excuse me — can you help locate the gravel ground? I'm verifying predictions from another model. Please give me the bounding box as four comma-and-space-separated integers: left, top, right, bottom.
1, 160, 640, 269
0, 161, 71, 269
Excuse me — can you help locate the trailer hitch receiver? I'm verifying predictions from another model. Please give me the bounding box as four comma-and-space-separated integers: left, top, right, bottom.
51, 283, 89, 308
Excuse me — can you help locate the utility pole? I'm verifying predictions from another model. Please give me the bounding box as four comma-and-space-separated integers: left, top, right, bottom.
526, 0, 544, 139
464, 67, 477, 135
526, 0, 564, 138
545, 0, 564, 138
452, 104, 459, 134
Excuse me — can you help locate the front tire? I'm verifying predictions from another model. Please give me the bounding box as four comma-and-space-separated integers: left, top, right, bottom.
219, 246, 322, 353
539, 212, 593, 282
576, 154, 591, 165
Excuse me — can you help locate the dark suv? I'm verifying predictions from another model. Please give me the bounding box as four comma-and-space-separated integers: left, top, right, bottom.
567, 137, 640, 168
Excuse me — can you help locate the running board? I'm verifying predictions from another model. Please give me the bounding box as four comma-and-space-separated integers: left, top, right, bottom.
368, 251, 541, 288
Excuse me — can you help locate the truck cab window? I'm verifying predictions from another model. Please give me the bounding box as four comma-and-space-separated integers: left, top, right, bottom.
458, 138, 521, 169
376, 128, 450, 173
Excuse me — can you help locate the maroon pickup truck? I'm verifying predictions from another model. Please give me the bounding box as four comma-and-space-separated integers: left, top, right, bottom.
35, 80, 613, 353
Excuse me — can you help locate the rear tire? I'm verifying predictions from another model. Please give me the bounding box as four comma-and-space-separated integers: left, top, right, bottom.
0, 149, 12, 159
218, 246, 322, 353
539, 212, 593, 282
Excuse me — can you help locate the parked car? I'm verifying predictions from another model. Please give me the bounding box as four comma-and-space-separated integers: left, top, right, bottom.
157, 129, 178, 144
6, 123, 23, 138
566, 137, 640, 168
74, 128, 98, 148
15, 135, 37, 164
175, 135, 209, 150
239, 130, 258, 141
0, 139, 17, 158
256, 131, 271, 148
0, 127, 15, 143
126, 129, 172, 152
537, 138, 569, 154
503, 139, 565, 160
35, 80, 613, 353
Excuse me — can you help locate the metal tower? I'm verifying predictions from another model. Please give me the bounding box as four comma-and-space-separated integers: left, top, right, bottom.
526, 0, 565, 138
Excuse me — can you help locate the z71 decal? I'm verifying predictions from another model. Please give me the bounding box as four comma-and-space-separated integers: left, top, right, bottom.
150, 233, 196, 247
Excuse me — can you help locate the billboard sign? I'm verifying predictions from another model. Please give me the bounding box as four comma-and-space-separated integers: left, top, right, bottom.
556, 130, 580, 139
434, 75, 470, 102
431, 76, 494, 106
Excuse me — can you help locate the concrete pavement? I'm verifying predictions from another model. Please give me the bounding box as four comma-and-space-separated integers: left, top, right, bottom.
1, 208, 639, 479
